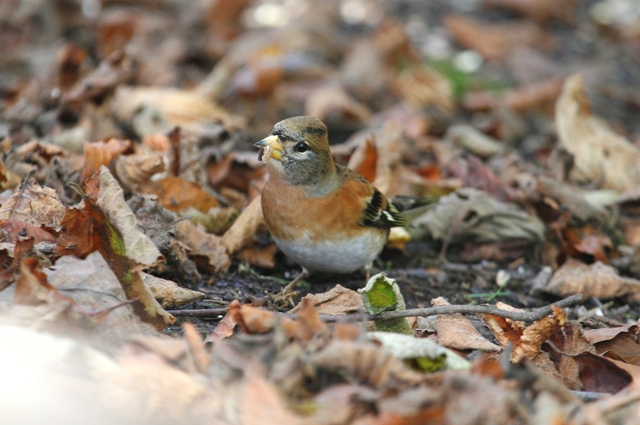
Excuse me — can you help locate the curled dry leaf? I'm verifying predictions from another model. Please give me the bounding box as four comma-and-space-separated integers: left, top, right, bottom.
409, 187, 545, 244
310, 340, 425, 391
445, 125, 506, 159
15, 257, 75, 307
113, 153, 165, 192
141, 272, 204, 309
431, 296, 501, 352
545, 258, 640, 299
175, 220, 231, 273
444, 15, 556, 60
221, 195, 264, 254
0, 177, 65, 230
556, 74, 640, 192
205, 299, 242, 344
81, 138, 132, 182
484, 303, 566, 362
54, 193, 174, 330
85, 167, 162, 266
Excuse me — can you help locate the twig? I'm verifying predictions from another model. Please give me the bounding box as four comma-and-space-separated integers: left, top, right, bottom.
169, 308, 228, 317
8, 169, 36, 221
168, 294, 583, 323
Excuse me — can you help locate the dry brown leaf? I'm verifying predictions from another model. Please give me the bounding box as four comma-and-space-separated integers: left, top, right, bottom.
394, 64, 454, 113
141, 272, 204, 309
113, 153, 165, 191
113, 86, 245, 131
445, 15, 555, 60
238, 304, 295, 336
546, 258, 640, 298
293, 297, 329, 347
485, 0, 578, 24
205, 300, 242, 343
310, 340, 424, 391
54, 193, 174, 330
142, 175, 219, 213
289, 284, 364, 316
484, 304, 566, 362
45, 253, 162, 349
431, 297, 501, 352
235, 243, 277, 269
347, 136, 378, 183
85, 167, 162, 266
556, 74, 640, 192
0, 177, 65, 229
221, 196, 264, 254
305, 83, 372, 126
0, 219, 57, 243
462, 78, 563, 114
205, 152, 267, 193
81, 138, 132, 182
175, 220, 231, 273
15, 257, 75, 307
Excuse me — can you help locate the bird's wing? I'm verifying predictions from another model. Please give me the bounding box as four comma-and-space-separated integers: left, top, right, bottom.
360, 188, 410, 228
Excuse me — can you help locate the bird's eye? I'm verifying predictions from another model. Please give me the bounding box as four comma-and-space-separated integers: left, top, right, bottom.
294, 142, 309, 153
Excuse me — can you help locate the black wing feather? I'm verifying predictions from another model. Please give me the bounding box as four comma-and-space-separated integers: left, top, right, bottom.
360, 189, 409, 228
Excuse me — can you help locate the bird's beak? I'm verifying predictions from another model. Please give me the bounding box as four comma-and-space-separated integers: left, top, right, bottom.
254, 135, 283, 161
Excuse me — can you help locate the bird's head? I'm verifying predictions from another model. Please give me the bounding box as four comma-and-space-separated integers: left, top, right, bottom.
255, 116, 335, 186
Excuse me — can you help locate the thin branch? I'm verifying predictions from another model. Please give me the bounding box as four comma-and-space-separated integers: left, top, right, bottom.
168, 294, 582, 324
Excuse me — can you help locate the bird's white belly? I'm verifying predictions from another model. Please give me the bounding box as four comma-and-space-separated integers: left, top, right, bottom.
273, 230, 387, 273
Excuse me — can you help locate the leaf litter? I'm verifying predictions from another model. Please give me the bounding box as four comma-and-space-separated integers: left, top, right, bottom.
3, 0, 640, 423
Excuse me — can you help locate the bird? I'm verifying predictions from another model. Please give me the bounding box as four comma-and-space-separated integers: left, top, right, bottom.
255, 116, 411, 294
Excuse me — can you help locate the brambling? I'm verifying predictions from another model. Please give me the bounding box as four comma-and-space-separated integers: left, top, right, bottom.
255, 116, 410, 293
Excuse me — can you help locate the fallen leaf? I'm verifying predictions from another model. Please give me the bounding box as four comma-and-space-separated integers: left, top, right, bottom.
235, 243, 277, 269
142, 175, 219, 213
81, 138, 132, 182
85, 167, 162, 266
54, 192, 174, 330
113, 153, 165, 191
141, 272, 204, 309
546, 258, 640, 299
409, 187, 545, 245
0, 177, 65, 229
484, 304, 566, 362
485, 0, 578, 23
444, 125, 506, 159
15, 257, 75, 307
175, 220, 231, 273
221, 195, 264, 254
305, 83, 372, 126
556, 73, 640, 192
431, 297, 501, 352
445, 15, 555, 60
573, 352, 632, 393
0, 219, 57, 243
290, 284, 364, 316
368, 331, 471, 372
205, 299, 241, 343
45, 252, 162, 349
